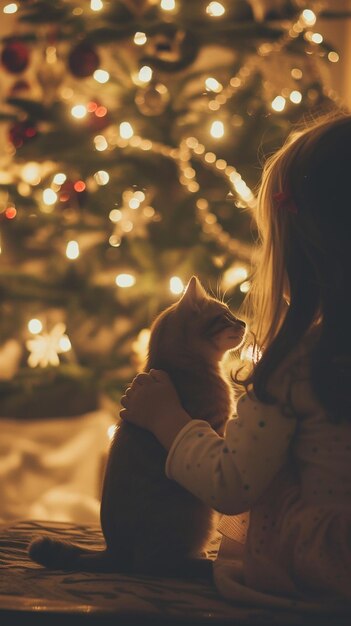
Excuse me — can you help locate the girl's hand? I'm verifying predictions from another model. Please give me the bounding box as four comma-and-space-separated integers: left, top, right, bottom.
119, 369, 191, 450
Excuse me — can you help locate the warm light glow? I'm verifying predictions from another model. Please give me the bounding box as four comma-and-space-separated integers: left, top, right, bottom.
134, 32, 147, 45
21, 162, 41, 185
94, 170, 110, 185
129, 198, 140, 209
53, 173, 66, 185
3, 3, 18, 14
289, 90, 302, 103
109, 209, 122, 222
132, 328, 151, 369
160, 0, 175, 10
205, 77, 222, 93
94, 135, 108, 151
134, 190, 145, 202
115, 273, 136, 288
138, 65, 153, 83
206, 2, 225, 17
311, 32, 323, 44
291, 68, 303, 80
71, 105, 87, 119
119, 122, 134, 139
94, 69, 110, 83
210, 120, 224, 138
43, 188, 57, 205
90, 0, 103, 10
222, 265, 249, 289
328, 51, 339, 63
121, 220, 133, 233
74, 181, 86, 192
5, 206, 16, 219
109, 235, 121, 247
58, 335, 72, 352
239, 280, 250, 293
170, 276, 184, 295
26, 323, 70, 368
28, 319, 43, 335
271, 96, 286, 112
241, 343, 262, 364
107, 424, 116, 440
66, 240, 80, 260
301, 9, 316, 26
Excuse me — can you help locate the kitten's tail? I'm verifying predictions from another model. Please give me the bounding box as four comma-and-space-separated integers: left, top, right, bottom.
28, 536, 117, 572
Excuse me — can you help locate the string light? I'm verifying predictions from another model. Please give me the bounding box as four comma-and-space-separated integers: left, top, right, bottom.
53, 173, 66, 185
21, 162, 41, 185
28, 319, 43, 334
134, 32, 147, 45
160, 0, 176, 10
313, 33, 323, 45
138, 65, 153, 83
90, 0, 103, 10
328, 51, 339, 63
3, 3, 18, 13
289, 90, 302, 104
71, 105, 87, 119
26, 323, 72, 368
271, 95, 286, 112
291, 68, 303, 79
73, 181, 86, 192
205, 77, 223, 93
5, 207, 16, 219
94, 69, 110, 83
66, 240, 80, 260
210, 120, 224, 138
112, 132, 254, 259
94, 135, 108, 151
206, 2, 225, 17
301, 9, 317, 26
42, 188, 57, 205
170, 276, 184, 295
115, 273, 136, 288
119, 122, 134, 139
94, 170, 109, 185
109, 189, 157, 244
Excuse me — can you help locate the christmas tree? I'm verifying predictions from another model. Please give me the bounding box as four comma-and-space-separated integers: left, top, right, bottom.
0, 0, 346, 418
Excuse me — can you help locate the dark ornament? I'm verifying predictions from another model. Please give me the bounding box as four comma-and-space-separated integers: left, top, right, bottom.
8, 119, 38, 148
68, 41, 100, 78
1, 39, 30, 74
10, 79, 30, 95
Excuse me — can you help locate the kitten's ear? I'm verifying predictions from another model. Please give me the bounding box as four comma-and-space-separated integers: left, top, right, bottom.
178, 276, 207, 311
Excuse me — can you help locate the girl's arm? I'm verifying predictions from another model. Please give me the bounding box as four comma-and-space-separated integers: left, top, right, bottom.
120, 370, 297, 515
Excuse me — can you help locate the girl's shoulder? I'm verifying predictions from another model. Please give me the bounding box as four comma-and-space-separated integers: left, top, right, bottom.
267, 332, 317, 415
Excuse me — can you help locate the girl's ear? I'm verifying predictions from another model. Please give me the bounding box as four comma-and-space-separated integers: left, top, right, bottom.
178, 276, 207, 311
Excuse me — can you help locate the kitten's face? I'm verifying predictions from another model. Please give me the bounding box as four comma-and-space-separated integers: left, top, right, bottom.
149, 276, 246, 364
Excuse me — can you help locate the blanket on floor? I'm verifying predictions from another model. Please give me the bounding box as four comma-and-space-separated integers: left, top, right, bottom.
0, 520, 349, 625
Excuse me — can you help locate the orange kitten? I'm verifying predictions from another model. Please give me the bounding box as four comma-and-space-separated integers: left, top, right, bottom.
29, 276, 246, 576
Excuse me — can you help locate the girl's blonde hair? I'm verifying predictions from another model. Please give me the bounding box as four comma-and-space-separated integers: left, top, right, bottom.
240, 110, 351, 421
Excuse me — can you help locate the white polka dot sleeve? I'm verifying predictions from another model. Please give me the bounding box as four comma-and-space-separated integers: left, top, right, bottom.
165, 393, 297, 515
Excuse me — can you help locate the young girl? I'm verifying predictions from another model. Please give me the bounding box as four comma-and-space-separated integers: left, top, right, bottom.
120, 113, 351, 608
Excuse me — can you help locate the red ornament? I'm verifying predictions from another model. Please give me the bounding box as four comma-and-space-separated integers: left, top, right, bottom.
68, 42, 100, 78
1, 39, 30, 74
86, 101, 110, 132
59, 180, 87, 208
8, 120, 38, 148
